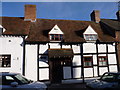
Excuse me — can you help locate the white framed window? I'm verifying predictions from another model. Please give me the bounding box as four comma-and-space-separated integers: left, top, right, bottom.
84, 34, 97, 41
0, 28, 3, 35
49, 25, 64, 41
98, 56, 107, 66
83, 56, 93, 67
0, 55, 11, 67
49, 34, 63, 41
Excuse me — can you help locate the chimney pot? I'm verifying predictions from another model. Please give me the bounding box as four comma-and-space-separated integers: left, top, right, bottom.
90, 10, 100, 23
24, 5, 36, 22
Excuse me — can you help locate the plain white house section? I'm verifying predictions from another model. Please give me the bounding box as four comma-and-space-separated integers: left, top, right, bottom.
84, 68, 93, 77
93, 66, 98, 77
108, 54, 117, 64
25, 45, 37, 81
39, 68, 49, 80
108, 44, 115, 52
93, 55, 97, 65
49, 43, 61, 48
62, 45, 71, 48
73, 67, 81, 78
98, 44, 106, 52
83, 43, 96, 53
72, 45, 80, 53
109, 65, 118, 72
39, 44, 48, 54
49, 25, 64, 34
72, 55, 81, 66
99, 67, 108, 75
0, 36, 23, 74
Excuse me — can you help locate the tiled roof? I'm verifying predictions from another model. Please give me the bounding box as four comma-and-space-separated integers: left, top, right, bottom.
0, 17, 118, 43
0, 17, 30, 35
26, 18, 116, 42
48, 49, 74, 59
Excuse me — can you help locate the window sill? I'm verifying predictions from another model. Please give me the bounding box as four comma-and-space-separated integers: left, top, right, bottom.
50, 40, 62, 42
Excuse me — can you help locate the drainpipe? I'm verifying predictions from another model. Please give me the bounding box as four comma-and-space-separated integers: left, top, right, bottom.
22, 36, 26, 76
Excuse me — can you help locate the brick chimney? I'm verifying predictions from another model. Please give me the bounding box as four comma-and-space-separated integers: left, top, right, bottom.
24, 5, 36, 22
115, 11, 120, 71
90, 10, 100, 23
116, 11, 120, 21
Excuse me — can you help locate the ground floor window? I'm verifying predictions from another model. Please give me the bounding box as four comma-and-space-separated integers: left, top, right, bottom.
83, 56, 93, 67
98, 56, 107, 66
0, 55, 11, 67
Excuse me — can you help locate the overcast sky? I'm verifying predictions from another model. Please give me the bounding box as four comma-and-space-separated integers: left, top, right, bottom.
1, 2, 119, 21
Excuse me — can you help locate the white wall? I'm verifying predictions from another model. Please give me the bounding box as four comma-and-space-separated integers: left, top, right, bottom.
0, 36, 23, 74
25, 45, 37, 81
83, 43, 96, 53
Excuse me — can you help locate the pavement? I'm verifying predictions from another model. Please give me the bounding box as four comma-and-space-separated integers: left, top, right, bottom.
46, 83, 88, 90
44, 77, 99, 90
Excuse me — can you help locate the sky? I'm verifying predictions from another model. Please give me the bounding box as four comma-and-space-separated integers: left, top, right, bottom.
1, 2, 119, 21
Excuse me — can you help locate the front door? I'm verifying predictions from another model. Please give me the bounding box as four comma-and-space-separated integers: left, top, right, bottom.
49, 59, 63, 84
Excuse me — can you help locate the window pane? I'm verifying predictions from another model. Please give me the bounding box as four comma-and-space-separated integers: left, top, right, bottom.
49, 34, 63, 41
83, 57, 92, 67
85, 34, 97, 41
54, 35, 59, 40
60, 35, 63, 40
0, 55, 11, 67
98, 56, 107, 66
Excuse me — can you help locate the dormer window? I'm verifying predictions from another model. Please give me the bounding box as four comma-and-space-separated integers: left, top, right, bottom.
0, 28, 3, 35
84, 34, 97, 41
83, 25, 98, 42
49, 25, 64, 42
0, 25, 6, 35
50, 34, 63, 41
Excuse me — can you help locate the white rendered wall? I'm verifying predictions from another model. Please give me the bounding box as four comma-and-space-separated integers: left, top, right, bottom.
72, 55, 81, 66
25, 45, 37, 81
39, 44, 48, 54
108, 44, 115, 52
0, 36, 23, 74
98, 44, 106, 52
73, 67, 81, 78
108, 54, 117, 64
83, 43, 96, 53
72, 45, 80, 53
109, 66, 118, 72
84, 68, 93, 77
99, 67, 108, 75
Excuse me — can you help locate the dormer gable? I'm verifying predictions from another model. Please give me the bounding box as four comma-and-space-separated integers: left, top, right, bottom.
0, 25, 6, 35
83, 25, 98, 42
49, 25, 64, 42
49, 25, 64, 34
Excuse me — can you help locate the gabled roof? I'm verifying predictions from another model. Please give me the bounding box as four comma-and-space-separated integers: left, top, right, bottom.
83, 25, 97, 34
0, 17, 118, 43
0, 17, 30, 35
49, 24, 64, 34
101, 19, 120, 31
26, 18, 116, 43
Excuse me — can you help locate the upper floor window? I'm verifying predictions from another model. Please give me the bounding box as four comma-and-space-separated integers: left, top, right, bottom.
0, 28, 3, 35
84, 34, 97, 41
49, 25, 64, 41
83, 56, 93, 67
0, 55, 11, 67
49, 34, 63, 41
98, 56, 107, 66
83, 25, 98, 42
